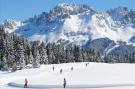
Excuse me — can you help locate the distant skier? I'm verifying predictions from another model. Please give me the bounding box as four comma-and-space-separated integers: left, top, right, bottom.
53, 66, 55, 71
24, 78, 28, 88
63, 78, 67, 88
86, 63, 89, 67
71, 67, 73, 71
60, 69, 62, 74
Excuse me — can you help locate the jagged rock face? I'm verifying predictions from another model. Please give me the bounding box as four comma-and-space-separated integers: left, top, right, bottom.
107, 6, 129, 21
1, 3, 135, 56
50, 3, 94, 16
130, 36, 135, 43
84, 38, 115, 55
107, 44, 135, 56
122, 10, 135, 25
27, 3, 95, 24
107, 6, 135, 26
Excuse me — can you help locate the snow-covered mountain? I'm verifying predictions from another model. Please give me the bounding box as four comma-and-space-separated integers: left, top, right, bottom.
1, 3, 135, 56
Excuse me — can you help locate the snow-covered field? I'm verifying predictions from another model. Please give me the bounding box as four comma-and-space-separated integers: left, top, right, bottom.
1, 62, 135, 89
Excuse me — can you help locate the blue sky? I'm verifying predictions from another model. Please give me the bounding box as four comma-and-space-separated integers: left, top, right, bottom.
0, 0, 135, 22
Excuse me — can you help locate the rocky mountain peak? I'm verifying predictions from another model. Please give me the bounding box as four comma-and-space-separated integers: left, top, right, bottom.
51, 3, 94, 15
107, 6, 129, 21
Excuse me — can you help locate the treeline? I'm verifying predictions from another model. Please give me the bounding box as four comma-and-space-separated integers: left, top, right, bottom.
46, 43, 102, 64
0, 28, 135, 72
0, 28, 102, 71
0, 28, 48, 71
104, 53, 135, 63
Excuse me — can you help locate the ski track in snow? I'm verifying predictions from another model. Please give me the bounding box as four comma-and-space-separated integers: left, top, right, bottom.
105, 44, 119, 55
8, 82, 135, 89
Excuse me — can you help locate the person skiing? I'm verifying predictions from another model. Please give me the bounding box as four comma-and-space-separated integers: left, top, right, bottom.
53, 66, 55, 71
60, 69, 62, 74
63, 78, 67, 88
71, 67, 73, 71
24, 78, 28, 88
86, 63, 89, 67
86, 63, 88, 67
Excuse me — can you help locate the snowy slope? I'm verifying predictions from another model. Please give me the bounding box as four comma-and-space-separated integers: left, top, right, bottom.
1, 62, 135, 89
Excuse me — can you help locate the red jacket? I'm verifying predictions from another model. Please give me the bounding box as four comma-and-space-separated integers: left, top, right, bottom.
25, 79, 28, 84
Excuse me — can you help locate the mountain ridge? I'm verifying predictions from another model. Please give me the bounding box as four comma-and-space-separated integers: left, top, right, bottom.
1, 3, 135, 56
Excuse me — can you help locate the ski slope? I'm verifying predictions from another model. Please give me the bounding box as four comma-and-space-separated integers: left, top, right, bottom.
1, 62, 135, 89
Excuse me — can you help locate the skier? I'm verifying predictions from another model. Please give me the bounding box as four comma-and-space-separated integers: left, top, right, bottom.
63, 78, 67, 88
60, 69, 62, 74
86, 63, 89, 67
86, 63, 87, 67
71, 67, 73, 71
24, 78, 28, 88
53, 66, 55, 71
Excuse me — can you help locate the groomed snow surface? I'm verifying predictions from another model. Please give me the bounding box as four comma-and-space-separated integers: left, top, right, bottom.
1, 62, 135, 89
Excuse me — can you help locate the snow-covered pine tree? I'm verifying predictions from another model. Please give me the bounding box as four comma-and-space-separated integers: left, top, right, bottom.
29, 51, 34, 64
56, 44, 66, 63
1, 55, 8, 71
32, 42, 40, 68
4, 32, 15, 71
8, 34, 16, 71
14, 37, 25, 69
0, 28, 7, 70
81, 48, 88, 62
46, 43, 56, 64
23, 39, 31, 65
39, 42, 48, 64
65, 47, 71, 62
51, 43, 60, 64
73, 45, 83, 62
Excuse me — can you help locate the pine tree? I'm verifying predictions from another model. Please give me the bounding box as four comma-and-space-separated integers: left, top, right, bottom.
29, 51, 34, 64
73, 45, 83, 62
33, 49, 40, 68
1, 55, 8, 71
14, 37, 25, 69
32, 43, 40, 68
39, 42, 48, 64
